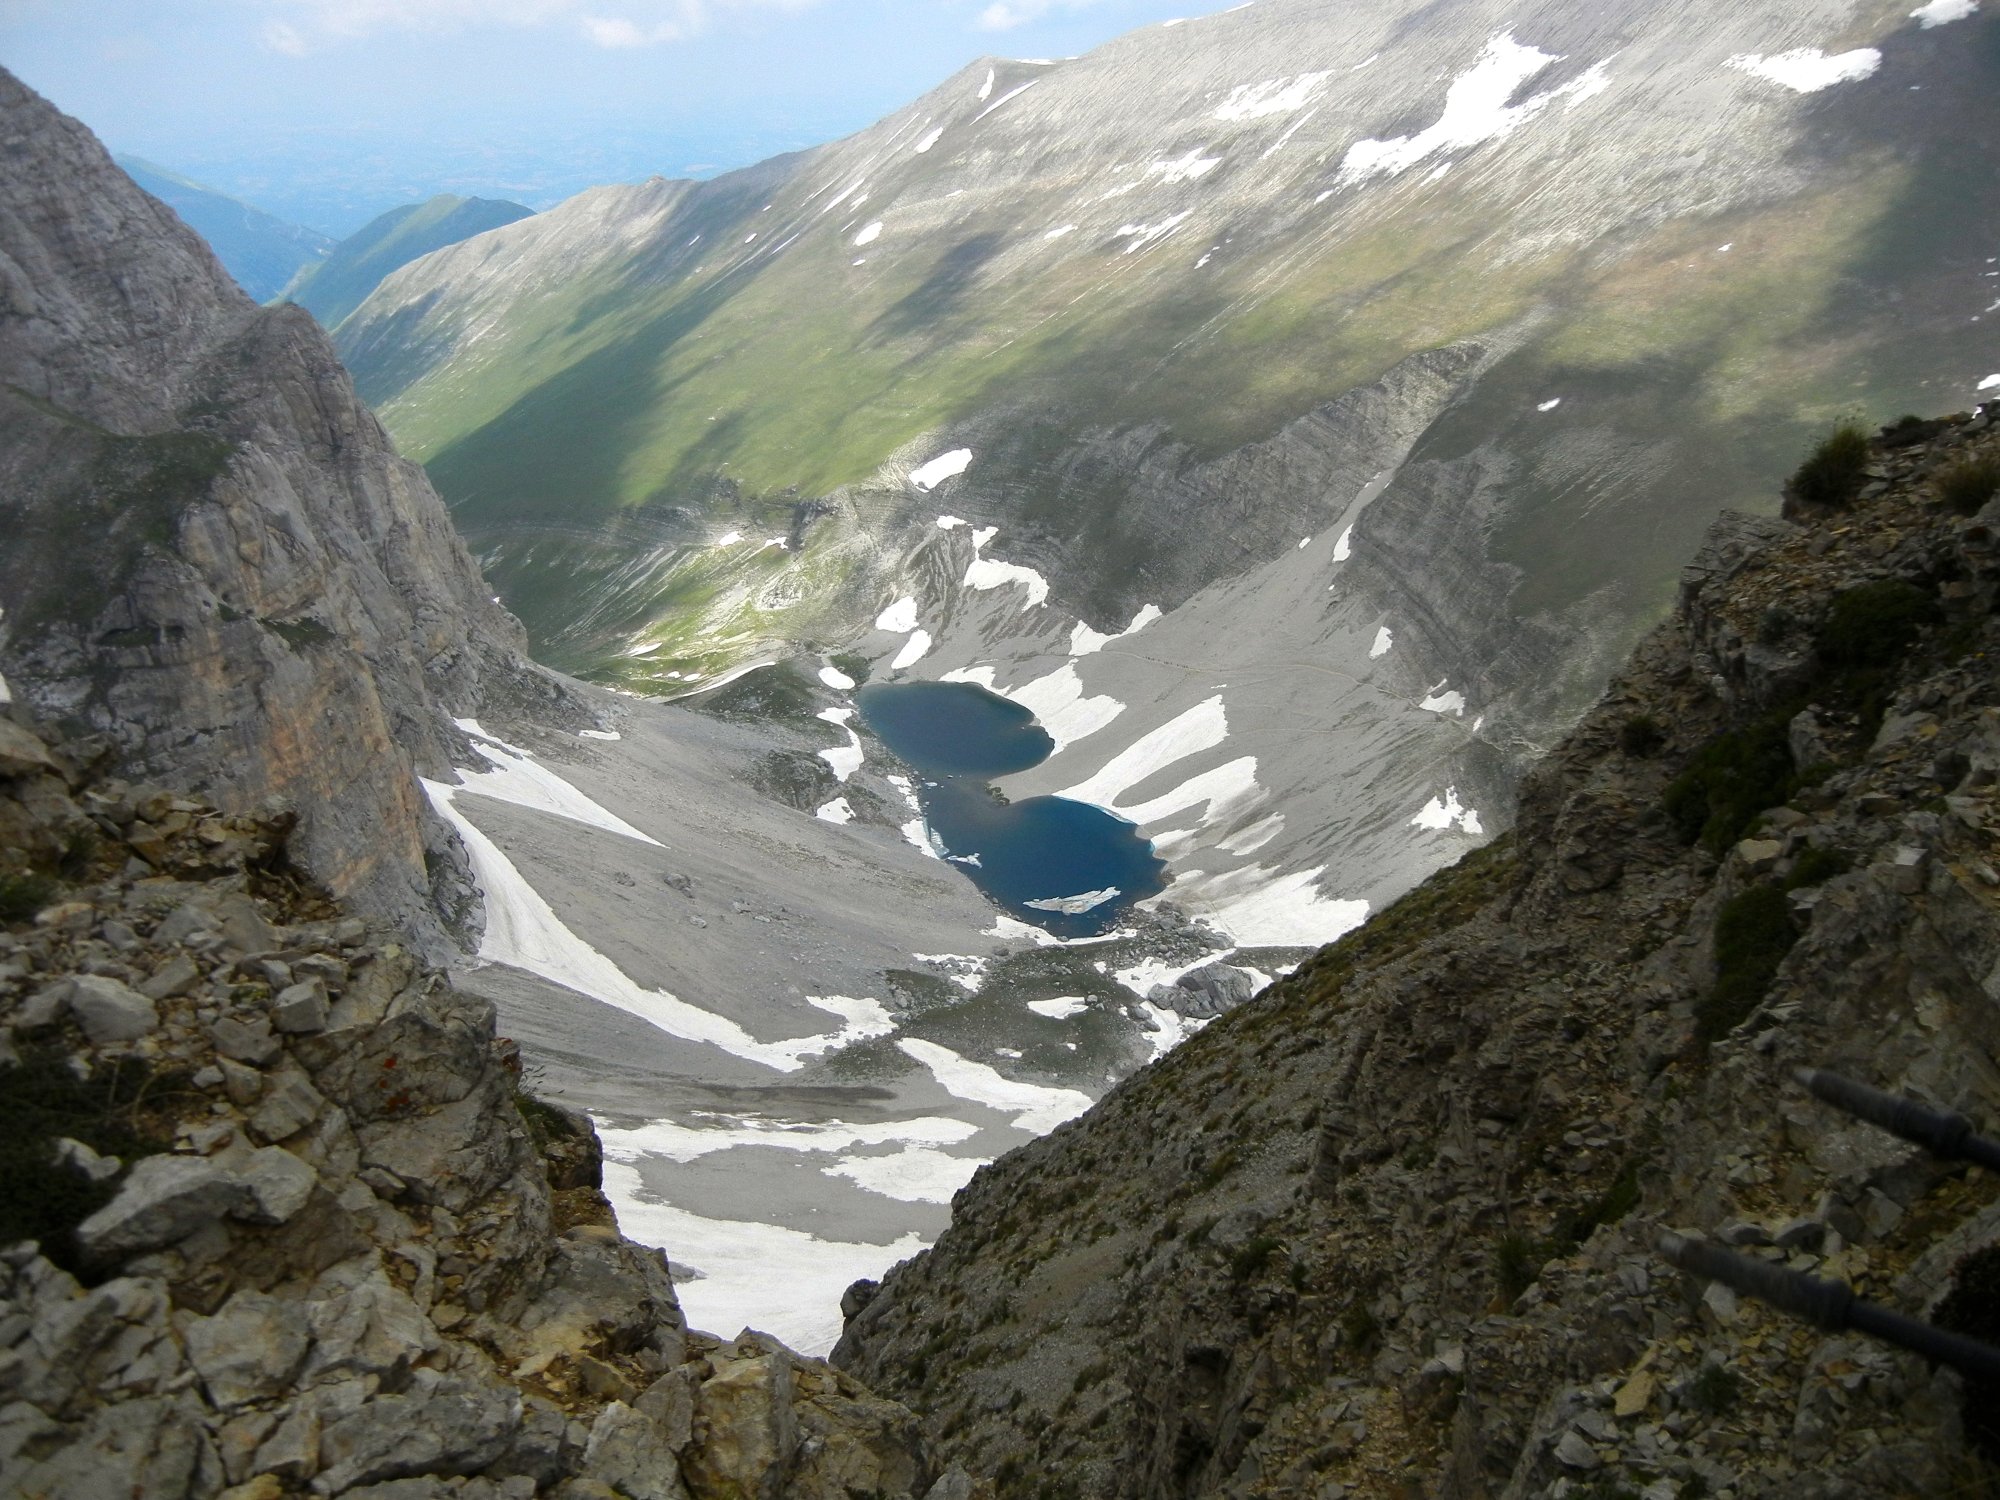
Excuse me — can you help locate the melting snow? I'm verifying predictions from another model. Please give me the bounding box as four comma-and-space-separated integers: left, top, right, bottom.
1337, 34, 1610, 186
1045, 224, 1077, 240
1023, 887, 1120, 914
1216, 811, 1284, 856
899, 819, 939, 858
974, 79, 1040, 122
910, 448, 973, 491
915, 127, 945, 154
1008, 662, 1124, 752
450, 720, 661, 846
978, 67, 995, 100
1149, 149, 1222, 184
1298, 536, 1312, 549
819, 665, 856, 691
579, 729, 621, 741
1727, 48, 1881, 93
962, 527, 1050, 609
1027, 996, 1090, 1019
1069, 603, 1161, 656
1332, 525, 1354, 561
1420, 681, 1469, 716
1169, 865, 1370, 947
896, 1038, 1092, 1133
1411, 786, 1485, 835
597, 1166, 926, 1356
1214, 72, 1330, 121
853, 221, 884, 246
1112, 949, 1234, 996
1056, 696, 1229, 809
423, 785, 884, 1071
935, 514, 966, 530
875, 597, 920, 633
891, 630, 933, 669
1118, 757, 1263, 829
1912, 0, 1977, 24
824, 1147, 983, 1204
1537, 397, 1563, 412
1370, 626, 1393, 659
1114, 211, 1194, 253
815, 797, 854, 825
714, 530, 744, 546
817, 707, 864, 781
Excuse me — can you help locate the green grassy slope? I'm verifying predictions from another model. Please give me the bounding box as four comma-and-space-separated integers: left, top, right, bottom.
284, 194, 534, 330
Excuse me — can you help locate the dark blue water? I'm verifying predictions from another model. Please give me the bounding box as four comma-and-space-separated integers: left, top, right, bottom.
857, 680, 1165, 937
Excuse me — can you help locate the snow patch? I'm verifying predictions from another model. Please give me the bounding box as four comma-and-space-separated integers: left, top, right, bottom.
578, 729, 621, 741
1537, 397, 1562, 412
890, 630, 933, 670
853, 221, 883, 246
1411, 786, 1484, 835
1727, 47, 1881, 93
1148, 149, 1222, 184
817, 707, 864, 781
1045, 224, 1077, 240
1370, 626, 1393, 659
823, 1147, 983, 1204
1332, 525, 1353, 561
910, 448, 973, 491
896, 1038, 1092, 1133
914, 126, 945, 154
1214, 72, 1330, 121
818, 665, 856, 691
1912, 0, 1976, 24
598, 1163, 925, 1356
1117, 756, 1263, 829
1168, 865, 1370, 947
1979, 373, 2000, 391
714, 530, 744, 546
974, 79, 1040, 122
961, 526, 1049, 609
815, 798, 854, 825
1420, 681, 1468, 716
1216, 812, 1284, 857
1008, 662, 1124, 752
1069, 603, 1161, 656
1338, 34, 1611, 187
1113, 211, 1194, 253
978, 68, 995, 100
598, 1109, 970, 1165
1027, 996, 1090, 1019
1056, 696, 1229, 809
875, 597, 920, 633
450, 720, 661, 846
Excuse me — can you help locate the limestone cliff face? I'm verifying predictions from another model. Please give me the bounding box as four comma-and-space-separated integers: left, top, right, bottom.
836, 407, 2000, 1497
0, 70, 549, 945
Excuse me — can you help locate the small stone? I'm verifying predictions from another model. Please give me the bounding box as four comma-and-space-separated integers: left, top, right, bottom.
234, 1147, 318, 1225
1718, 1220, 1772, 1247
139, 954, 202, 1001
51, 1136, 122, 1183
1702, 1281, 1740, 1325
218, 1057, 264, 1107
1555, 1430, 1601, 1470
75, 1154, 251, 1256
212, 1014, 282, 1066
271, 979, 329, 1034
0, 718, 57, 777
1614, 1369, 1656, 1418
67, 975, 159, 1044
1775, 1217, 1826, 1252
1734, 839, 1783, 872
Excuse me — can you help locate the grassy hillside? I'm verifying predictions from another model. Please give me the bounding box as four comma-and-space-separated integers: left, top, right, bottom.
285, 193, 533, 330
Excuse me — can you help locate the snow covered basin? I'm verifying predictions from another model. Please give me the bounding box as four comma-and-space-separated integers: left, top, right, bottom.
857, 680, 1166, 937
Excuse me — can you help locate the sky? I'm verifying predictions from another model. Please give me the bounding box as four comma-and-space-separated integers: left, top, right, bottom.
0, 0, 1228, 234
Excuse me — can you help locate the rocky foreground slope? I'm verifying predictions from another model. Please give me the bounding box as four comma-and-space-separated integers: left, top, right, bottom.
0, 717, 976, 1498
0, 71, 551, 950
834, 407, 2000, 1497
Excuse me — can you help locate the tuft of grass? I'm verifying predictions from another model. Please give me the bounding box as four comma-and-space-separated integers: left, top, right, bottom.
1784, 844, 1852, 890
1492, 1232, 1540, 1304
1230, 1235, 1283, 1282
1817, 579, 1941, 671
1688, 1361, 1743, 1416
0, 871, 58, 922
1696, 884, 1798, 1046
1662, 713, 1797, 853
1785, 421, 1871, 510
1619, 713, 1666, 758
1937, 454, 2000, 517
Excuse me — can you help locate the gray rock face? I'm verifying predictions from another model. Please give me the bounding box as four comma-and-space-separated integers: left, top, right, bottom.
0, 69, 554, 949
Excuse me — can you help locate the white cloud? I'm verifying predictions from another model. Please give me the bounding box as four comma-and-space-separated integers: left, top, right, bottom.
978, 0, 1102, 30
256, 0, 815, 52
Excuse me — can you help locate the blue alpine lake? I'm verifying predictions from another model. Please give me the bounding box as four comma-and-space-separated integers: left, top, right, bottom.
856, 680, 1166, 937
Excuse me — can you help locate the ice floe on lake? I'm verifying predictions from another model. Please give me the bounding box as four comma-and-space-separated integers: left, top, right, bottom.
1023, 886, 1120, 915
1726, 47, 1880, 93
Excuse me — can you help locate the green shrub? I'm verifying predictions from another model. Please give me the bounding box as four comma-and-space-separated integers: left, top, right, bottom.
1619, 714, 1665, 758
0, 871, 58, 922
1937, 454, 2000, 517
1230, 1235, 1283, 1282
1696, 885, 1798, 1045
1662, 714, 1797, 853
1817, 579, 1941, 670
1492, 1232, 1540, 1303
1784, 844, 1852, 890
1785, 421, 1871, 509
1688, 1361, 1743, 1415
829, 651, 871, 685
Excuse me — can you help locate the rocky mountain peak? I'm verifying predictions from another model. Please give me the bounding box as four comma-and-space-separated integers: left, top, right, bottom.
0, 69, 560, 948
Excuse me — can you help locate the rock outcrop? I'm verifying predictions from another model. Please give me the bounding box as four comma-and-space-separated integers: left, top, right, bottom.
0, 70, 555, 948
835, 406, 2000, 1496
0, 720, 967, 1498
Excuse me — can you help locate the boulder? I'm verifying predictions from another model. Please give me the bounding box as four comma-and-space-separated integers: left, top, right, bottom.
75, 1155, 250, 1257
66, 975, 158, 1044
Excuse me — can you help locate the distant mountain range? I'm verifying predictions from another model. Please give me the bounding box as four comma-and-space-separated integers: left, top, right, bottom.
115, 154, 333, 301
283, 194, 535, 330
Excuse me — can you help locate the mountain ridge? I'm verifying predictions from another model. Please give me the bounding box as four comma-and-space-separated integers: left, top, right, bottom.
115, 155, 333, 302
